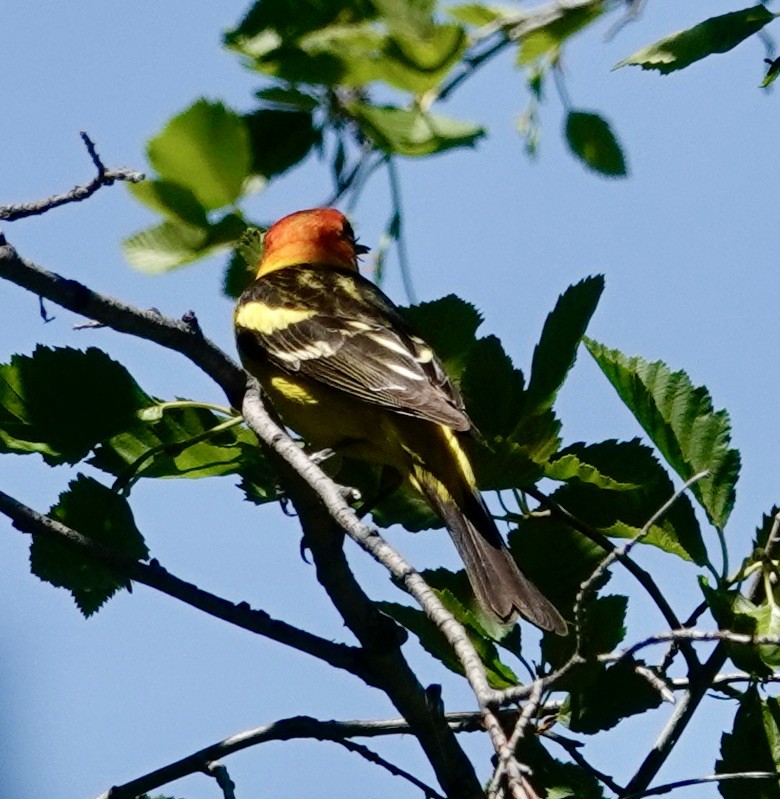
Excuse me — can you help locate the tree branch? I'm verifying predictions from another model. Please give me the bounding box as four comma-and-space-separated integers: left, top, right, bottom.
624, 511, 780, 795
0, 488, 368, 679
0, 239, 247, 406
0, 132, 144, 221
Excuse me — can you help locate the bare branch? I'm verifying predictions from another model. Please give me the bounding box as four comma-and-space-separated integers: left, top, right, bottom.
623, 770, 780, 799
524, 484, 699, 672
336, 739, 445, 799
0, 240, 246, 407
625, 508, 780, 795
0, 488, 367, 679
204, 762, 236, 799
541, 730, 624, 795
93, 710, 516, 799
0, 132, 144, 221
241, 381, 497, 706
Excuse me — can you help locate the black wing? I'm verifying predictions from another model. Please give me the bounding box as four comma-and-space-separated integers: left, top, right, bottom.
235, 265, 471, 431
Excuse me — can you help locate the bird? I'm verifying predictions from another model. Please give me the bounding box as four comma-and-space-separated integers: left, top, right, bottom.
234, 207, 566, 634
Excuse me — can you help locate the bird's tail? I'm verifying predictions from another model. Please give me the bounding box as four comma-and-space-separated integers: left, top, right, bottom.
409, 450, 566, 634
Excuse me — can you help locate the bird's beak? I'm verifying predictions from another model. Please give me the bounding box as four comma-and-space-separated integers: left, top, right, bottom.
354, 242, 371, 255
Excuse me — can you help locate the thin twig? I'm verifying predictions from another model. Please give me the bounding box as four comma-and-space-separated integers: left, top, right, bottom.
241, 382, 498, 707
336, 739, 445, 799
622, 770, 780, 799
524, 484, 699, 673
541, 730, 624, 795
93, 710, 517, 799
624, 509, 780, 795
386, 157, 416, 305
0, 488, 366, 679
0, 132, 144, 221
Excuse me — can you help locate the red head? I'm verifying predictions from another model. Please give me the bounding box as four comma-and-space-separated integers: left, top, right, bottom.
257, 208, 369, 276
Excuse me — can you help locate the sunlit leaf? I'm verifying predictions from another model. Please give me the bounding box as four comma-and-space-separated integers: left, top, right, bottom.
615, 5, 776, 75
147, 100, 252, 210
516, 1, 605, 65
349, 103, 485, 157
585, 340, 740, 530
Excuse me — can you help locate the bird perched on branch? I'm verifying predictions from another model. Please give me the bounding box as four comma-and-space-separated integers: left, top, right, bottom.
234, 207, 566, 634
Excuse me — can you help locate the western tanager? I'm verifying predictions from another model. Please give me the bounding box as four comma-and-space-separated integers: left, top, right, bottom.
234, 207, 566, 634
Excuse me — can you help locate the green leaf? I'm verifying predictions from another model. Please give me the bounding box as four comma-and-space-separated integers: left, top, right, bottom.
615, 5, 776, 75
509, 517, 605, 625
123, 213, 246, 273
525, 276, 604, 416
147, 100, 252, 210
470, 436, 544, 490
90, 407, 271, 485
461, 335, 525, 438
401, 294, 482, 381
0, 346, 150, 465
562, 658, 663, 734
448, 4, 512, 27
30, 476, 148, 616
517, 1, 605, 65
372, 479, 440, 531
128, 180, 209, 228
550, 439, 706, 564
565, 111, 627, 178
761, 57, 780, 89
245, 109, 320, 178
543, 594, 627, 670
716, 687, 780, 799
544, 450, 638, 491
754, 506, 780, 550
349, 103, 485, 157
585, 339, 741, 530
256, 85, 320, 111
226, 0, 375, 48
223, 250, 256, 299
701, 578, 780, 676
378, 587, 520, 689
381, 24, 467, 93
515, 738, 605, 799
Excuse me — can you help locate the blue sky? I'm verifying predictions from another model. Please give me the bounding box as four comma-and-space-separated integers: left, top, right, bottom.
2, 2, 778, 797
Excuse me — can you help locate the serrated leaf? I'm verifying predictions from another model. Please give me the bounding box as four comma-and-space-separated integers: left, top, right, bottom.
128, 180, 209, 228
123, 213, 246, 273
90, 407, 272, 485
245, 109, 320, 178
461, 335, 525, 438
543, 594, 627, 670
510, 517, 605, 623
147, 100, 251, 210
516, 1, 605, 65
544, 450, 638, 491
701, 578, 780, 676
563, 658, 663, 734
378, 589, 519, 689
349, 103, 485, 157
550, 439, 706, 564
515, 738, 605, 799
0, 346, 151, 465
223, 250, 256, 299
585, 339, 741, 530
401, 294, 482, 381
30, 476, 148, 616
615, 5, 776, 75
565, 111, 627, 177
716, 688, 780, 799
525, 276, 604, 416
754, 506, 780, 551
470, 435, 544, 490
